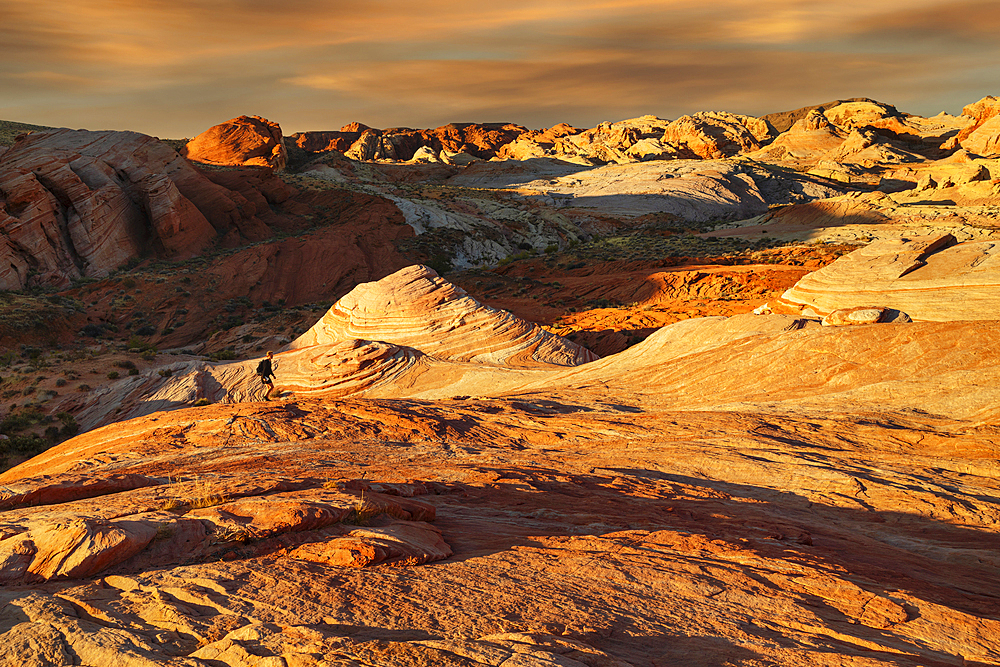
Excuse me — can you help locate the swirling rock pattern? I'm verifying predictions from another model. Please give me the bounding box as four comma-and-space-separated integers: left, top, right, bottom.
0, 128, 297, 289
288, 265, 599, 368
774, 234, 1000, 321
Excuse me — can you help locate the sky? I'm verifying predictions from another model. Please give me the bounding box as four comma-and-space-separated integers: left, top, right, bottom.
1, 0, 998, 138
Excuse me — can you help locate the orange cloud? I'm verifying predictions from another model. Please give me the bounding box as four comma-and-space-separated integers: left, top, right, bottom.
0, 0, 996, 137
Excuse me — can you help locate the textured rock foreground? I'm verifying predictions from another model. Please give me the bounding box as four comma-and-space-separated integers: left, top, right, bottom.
2, 290, 1000, 663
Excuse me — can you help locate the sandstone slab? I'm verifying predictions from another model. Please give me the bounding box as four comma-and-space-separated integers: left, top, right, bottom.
775, 234, 1000, 321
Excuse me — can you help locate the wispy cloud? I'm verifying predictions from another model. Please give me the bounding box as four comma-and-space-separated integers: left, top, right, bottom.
0, 0, 996, 137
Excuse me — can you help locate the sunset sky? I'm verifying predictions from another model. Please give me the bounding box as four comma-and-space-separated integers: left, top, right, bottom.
1, 0, 998, 138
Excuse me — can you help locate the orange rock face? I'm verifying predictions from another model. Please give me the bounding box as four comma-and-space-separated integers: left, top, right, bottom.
182, 115, 287, 170
2, 310, 1000, 664
941, 95, 1000, 155
774, 234, 1000, 320
0, 129, 242, 289
662, 111, 775, 159
288, 265, 598, 367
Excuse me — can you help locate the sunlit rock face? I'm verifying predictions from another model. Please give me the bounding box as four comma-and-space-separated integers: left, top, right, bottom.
288, 264, 599, 368
69, 265, 598, 430
0, 129, 223, 289
942, 96, 1000, 157
661, 111, 775, 159
182, 115, 287, 170
0, 127, 313, 290
774, 234, 1000, 321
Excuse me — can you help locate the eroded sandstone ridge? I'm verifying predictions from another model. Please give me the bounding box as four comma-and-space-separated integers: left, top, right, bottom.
67, 266, 597, 430
0, 128, 309, 290
287, 265, 598, 367
772, 234, 1000, 320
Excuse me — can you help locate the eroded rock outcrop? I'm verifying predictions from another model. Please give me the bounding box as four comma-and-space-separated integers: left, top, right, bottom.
68, 266, 597, 429
3, 302, 1000, 664
288, 265, 599, 367
0, 129, 231, 289
942, 95, 1000, 156
773, 234, 1000, 320
182, 115, 287, 170
820, 100, 913, 136
662, 111, 775, 159
294, 122, 531, 163
748, 110, 847, 162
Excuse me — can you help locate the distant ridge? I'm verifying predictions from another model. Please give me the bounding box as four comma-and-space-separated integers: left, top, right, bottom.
761, 98, 899, 132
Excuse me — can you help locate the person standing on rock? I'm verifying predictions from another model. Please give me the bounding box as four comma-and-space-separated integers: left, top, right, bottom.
256, 351, 277, 401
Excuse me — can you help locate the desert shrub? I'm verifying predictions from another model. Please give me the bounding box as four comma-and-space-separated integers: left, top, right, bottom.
207, 348, 237, 362
135, 325, 156, 336
6, 432, 47, 454
55, 378, 67, 387
77, 384, 91, 392
56, 412, 79, 438
158, 369, 173, 378
79, 323, 103, 337
107, 371, 120, 380
113, 360, 137, 370
141, 350, 156, 361
128, 368, 139, 376
1, 408, 45, 434
193, 398, 210, 406
426, 254, 453, 275
127, 337, 156, 353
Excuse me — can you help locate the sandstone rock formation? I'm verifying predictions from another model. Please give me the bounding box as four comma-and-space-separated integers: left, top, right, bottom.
820, 305, 912, 326
67, 266, 597, 429
661, 111, 775, 159
761, 97, 888, 132
0, 130, 220, 289
746, 110, 847, 162
959, 115, 1000, 157
773, 234, 1000, 320
2, 307, 1000, 664
942, 95, 1000, 156
293, 122, 531, 163
287, 265, 598, 367
819, 100, 912, 135
449, 159, 843, 221
817, 127, 923, 168
182, 115, 287, 170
